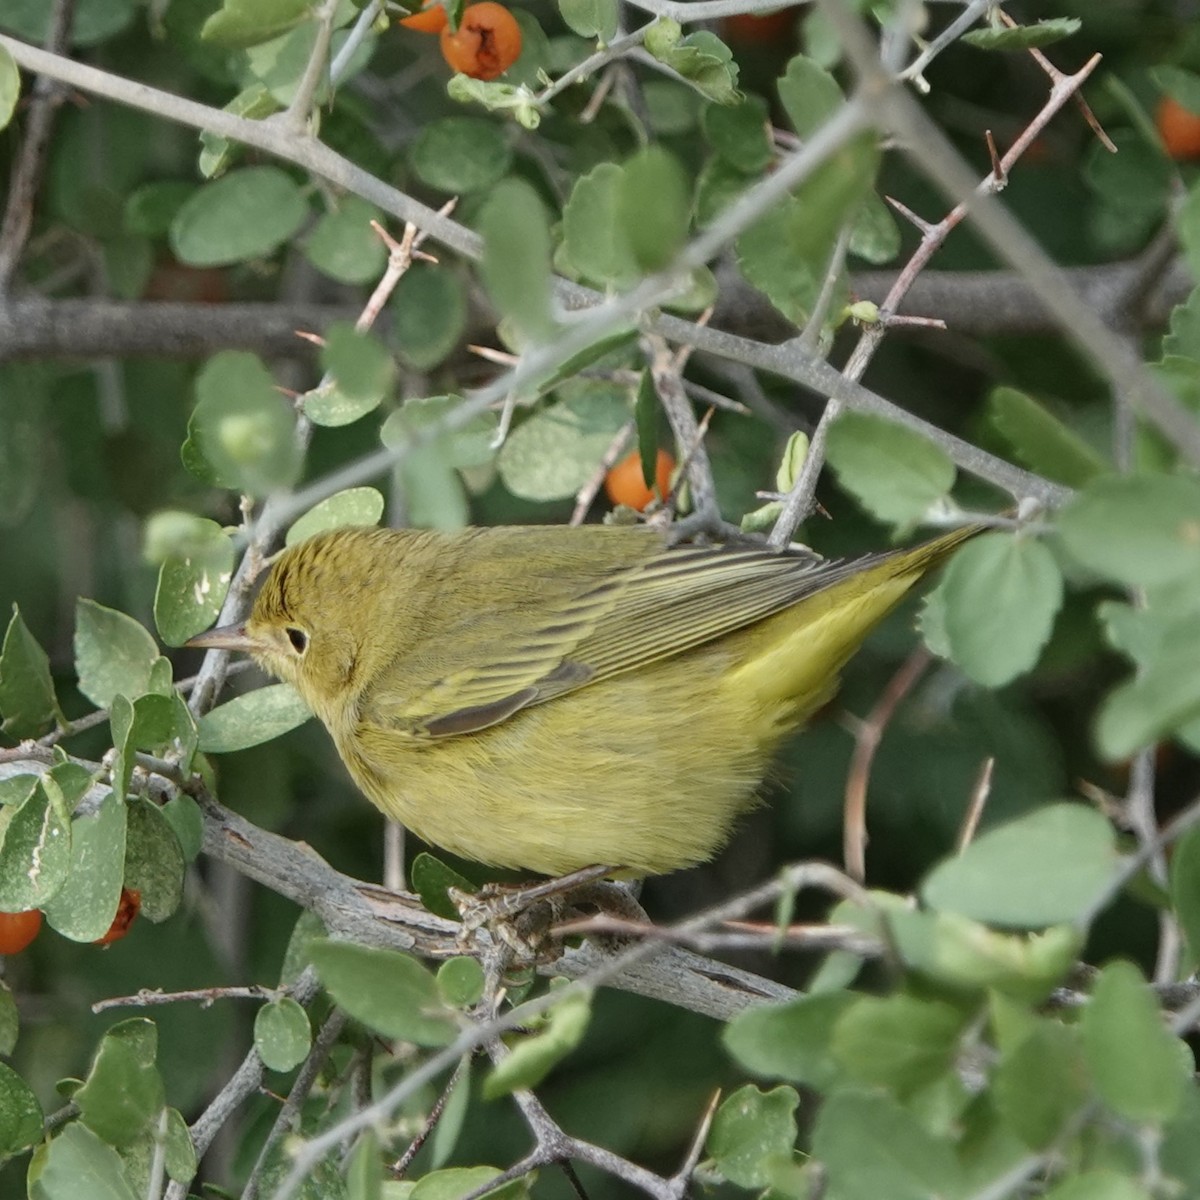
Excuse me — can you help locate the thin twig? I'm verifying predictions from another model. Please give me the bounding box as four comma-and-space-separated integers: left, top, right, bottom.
956, 757, 994, 852
843, 648, 931, 881
242, 1005, 349, 1200
0, 0, 75, 292
92, 983, 282, 1013
389, 1057, 469, 1178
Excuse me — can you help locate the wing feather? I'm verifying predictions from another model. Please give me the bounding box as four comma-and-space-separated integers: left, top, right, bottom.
361, 538, 880, 739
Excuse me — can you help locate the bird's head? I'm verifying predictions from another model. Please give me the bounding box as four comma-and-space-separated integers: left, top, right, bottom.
186, 530, 381, 722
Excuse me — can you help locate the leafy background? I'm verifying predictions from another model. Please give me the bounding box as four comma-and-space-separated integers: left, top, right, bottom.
2, 1, 1200, 1198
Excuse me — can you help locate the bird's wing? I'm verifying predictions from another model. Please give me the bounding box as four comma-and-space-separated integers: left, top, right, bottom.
359, 541, 875, 739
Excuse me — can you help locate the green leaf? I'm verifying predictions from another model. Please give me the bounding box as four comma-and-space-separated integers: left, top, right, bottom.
37, 1123, 139, 1200
410, 117, 513, 194
317, 323, 396, 419
437, 957, 485, 1009
1062, 474, 1200, 589
561, 163, 639, 288
1163, 288, 1200, 361
0, 779, 72, 910
409, 1166, 530, 1200
75, 1019, 164, 1147
201, 0, 312, 48
962, 17, 1081, 50
1082, 960, 1188, 1123
42, 789, 127, 943
255, 997, 312, 1071
305, 195, 387, 285
479, 178, 555, 342
811, 1090, 962, 1200
308, 940, 457, 1046
124, 181, 196, 237
0, 47, 20, 132
559, 0, 617, 41
382, 396, 497, 471
890, 911, 1080, 1002
286, 488, 385, 547
393, 265, 468, 372
152, 519, 235, 648
483, 987, 591, 1099
411, 852, 477, 921
498, 382, 628, 501
1170, 825, 1200, 968
170, 166, 307, 265
825, 412, 956, 526
777, 53, 843, 137
1085, 128, 1171, 222
994, 1020, 1088, 1149
737, 134, 878, 326
198, 85, 280, 179
0, 1061, 42, 1156
161, 794, 204, 864
162, 1107, 196, 1185
123, 798, 185, 923
198, 683, 313, 753
706, 1084, 798, 1189
618, 146, 690, 272
1094, 641, 1200, 760
0, 605, 63, 737
920, 803, 1118, 927
634, 370, 660, 490
849, 190, 900, 264
74, 600, 160, 709
401, 454, 470, 531
186, 351, 302, 495
723, 991, 855, 1090
702, 94, 771, 175
987, 387, 1107, 487
931, 533, 1064, 686
348, 1129, 383, 1200
831, 994, 967, 1096
646, 28, 741, 105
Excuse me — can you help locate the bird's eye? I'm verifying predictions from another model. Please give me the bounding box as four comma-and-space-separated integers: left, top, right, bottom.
285, 626, 309, 654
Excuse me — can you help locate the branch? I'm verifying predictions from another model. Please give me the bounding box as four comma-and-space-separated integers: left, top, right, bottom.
0, 34, 1071, 517
0, 0, 74, 291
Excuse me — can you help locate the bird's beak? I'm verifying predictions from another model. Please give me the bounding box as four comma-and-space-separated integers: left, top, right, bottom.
185, 623, 260, 653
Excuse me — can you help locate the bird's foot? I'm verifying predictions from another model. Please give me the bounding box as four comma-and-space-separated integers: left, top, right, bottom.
451, 864, 635, 967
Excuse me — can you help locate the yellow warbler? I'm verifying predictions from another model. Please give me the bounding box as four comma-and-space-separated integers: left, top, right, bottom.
189, 523, 977, 876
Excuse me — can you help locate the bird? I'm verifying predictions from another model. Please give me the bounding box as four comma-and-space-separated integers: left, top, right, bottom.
188, 522, 977, 878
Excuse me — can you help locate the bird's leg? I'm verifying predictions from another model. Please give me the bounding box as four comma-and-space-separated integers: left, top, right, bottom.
451, 864, 641, 965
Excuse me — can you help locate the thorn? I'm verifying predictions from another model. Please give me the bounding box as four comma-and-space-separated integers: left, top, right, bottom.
985, 129, 1006, 188
884, 195, 935, 236
294, 330, 325, 346
467, 343, 519, 366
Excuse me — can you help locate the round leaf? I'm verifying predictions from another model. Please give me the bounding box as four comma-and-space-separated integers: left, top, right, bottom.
170, 166, 307, 266
254, 997, 312, 1072
921, 803, 1118, 927
286, 487, 385, 547
933, 533, 1064, 686
1058, 474, 1200, 588
198, 683, 313, 753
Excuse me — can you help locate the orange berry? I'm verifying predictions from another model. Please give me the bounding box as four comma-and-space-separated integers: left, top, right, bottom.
440, 2, 522, 80
398, 2, 448, 34
1157, 94, 1200, 160
94, 888, 141, 946
604, 449, 675, 512
0, 909, 42, 955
